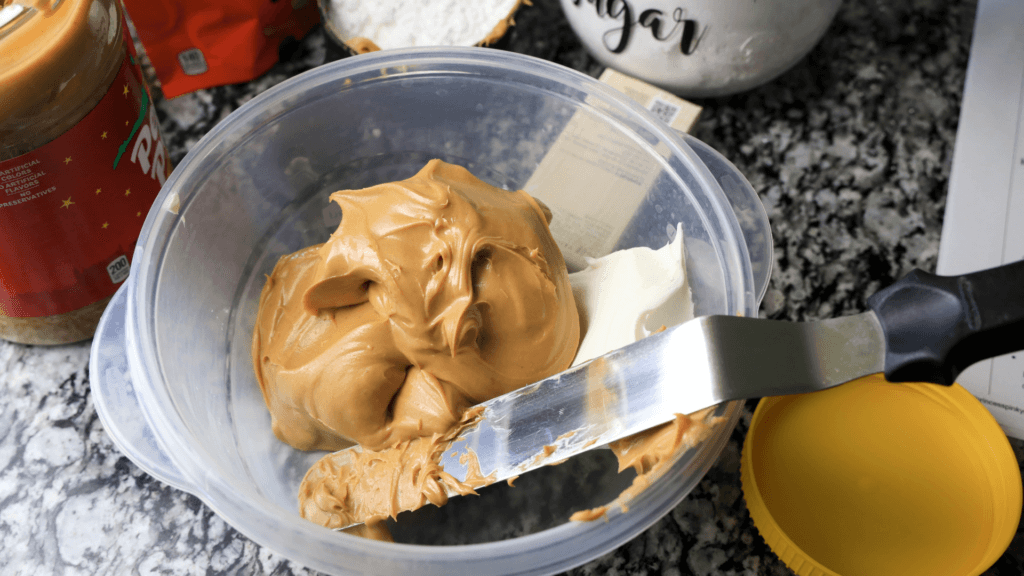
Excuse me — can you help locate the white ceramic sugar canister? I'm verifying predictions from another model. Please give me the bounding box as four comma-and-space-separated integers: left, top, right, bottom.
560, 0, 842, 97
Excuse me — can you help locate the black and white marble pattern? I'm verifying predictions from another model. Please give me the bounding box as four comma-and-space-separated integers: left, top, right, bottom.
3, 0, 1023, 574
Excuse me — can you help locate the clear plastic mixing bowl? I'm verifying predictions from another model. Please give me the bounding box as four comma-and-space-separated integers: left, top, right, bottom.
91, 47, 771, 575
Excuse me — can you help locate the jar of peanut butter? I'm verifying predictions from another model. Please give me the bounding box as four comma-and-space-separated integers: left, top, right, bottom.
0, 0, 170, 345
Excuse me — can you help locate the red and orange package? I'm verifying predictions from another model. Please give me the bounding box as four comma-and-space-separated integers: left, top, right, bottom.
120, 0, 321, 98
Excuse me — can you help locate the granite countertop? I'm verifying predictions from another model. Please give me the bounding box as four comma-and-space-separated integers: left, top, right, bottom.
2, 0, 1022, 574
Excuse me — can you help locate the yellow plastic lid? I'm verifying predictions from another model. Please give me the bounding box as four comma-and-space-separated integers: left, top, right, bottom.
741, 373, 1022, 576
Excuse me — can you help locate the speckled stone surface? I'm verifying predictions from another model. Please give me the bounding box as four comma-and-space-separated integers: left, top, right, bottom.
2, 0, 1022, 574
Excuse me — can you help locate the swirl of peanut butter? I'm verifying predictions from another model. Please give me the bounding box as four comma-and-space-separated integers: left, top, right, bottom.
298, 407, 493, 530
253, 159, 580, 452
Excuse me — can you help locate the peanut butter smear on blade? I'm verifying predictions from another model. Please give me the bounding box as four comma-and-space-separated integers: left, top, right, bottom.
299, 408, 495, 532
252, 159, 580, 453
569, 408, 719, 522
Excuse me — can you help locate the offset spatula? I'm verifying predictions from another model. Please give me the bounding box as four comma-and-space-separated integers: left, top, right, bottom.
326, 260, 1024, 524
434, 260, 1024, 485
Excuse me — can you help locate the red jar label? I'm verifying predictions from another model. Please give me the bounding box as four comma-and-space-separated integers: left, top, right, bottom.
0, 51, 170, 318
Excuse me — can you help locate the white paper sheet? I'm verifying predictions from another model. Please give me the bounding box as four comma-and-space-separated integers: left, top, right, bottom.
937, 0, 1024, 438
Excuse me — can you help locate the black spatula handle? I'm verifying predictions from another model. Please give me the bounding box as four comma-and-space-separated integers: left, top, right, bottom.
867, 259, 1024, 385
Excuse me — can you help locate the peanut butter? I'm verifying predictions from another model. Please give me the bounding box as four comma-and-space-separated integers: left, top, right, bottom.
0, 0, 123, 345
299, 407, 494, 530
258, 160, 714, 538
0, 0, 122, 160
0, 0, 168, 345
569, 407, 719, 521
252, 159, 580, 453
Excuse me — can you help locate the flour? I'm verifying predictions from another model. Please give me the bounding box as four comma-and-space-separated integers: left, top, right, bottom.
327, 0, 521, 50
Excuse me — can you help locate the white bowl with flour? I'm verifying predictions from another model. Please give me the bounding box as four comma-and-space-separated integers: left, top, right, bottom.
560, 0, 842, 97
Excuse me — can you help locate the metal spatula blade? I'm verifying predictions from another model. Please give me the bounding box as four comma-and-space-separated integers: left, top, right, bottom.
436, 312, 886, 483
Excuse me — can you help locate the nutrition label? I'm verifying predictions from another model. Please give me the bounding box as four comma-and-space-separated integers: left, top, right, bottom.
937, 0, 1024, 438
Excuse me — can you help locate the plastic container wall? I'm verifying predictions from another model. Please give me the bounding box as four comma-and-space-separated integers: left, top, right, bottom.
93, 48, 770, 576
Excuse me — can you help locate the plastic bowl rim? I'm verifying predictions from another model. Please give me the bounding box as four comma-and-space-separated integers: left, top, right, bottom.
125, 46, 758, 573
